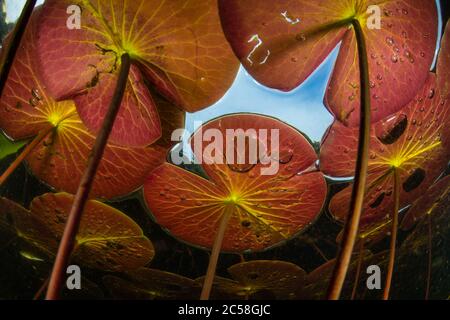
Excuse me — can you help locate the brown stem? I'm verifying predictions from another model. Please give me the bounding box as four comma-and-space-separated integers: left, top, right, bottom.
327, 18, 371, 300
425, 213, 432, 300
0, 0, 37, 97
351, 238, 365, 300
33, 276, 49, 300
45, 54, 131, 300
312, 242, 328, 262
382, 168, 400, 300
200, 205, 234, 300
0, 127, 51, 186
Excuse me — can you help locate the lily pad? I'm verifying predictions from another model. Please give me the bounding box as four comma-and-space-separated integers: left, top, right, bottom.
0, 10, 184, 199
197, 260, 306, 299
37, 0, 239, 146
219, 0, 437, 126
103, 268, 199, 300
0, 193, 154, 272
144, 114, 327, 252
401, 176, 450, 230
321, 74, 449, 227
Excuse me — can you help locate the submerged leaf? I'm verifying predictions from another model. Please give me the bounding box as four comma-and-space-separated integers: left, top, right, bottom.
30, 193, 154, 271
144, 114, 327, 252
321, 74, 449, 227
401, 176, 450, 230
0, 134, 27, 161
219, 0, 437, 126
0, 11, 184, 199
37, 0, 239, 146
197, 260, 306, 299
103, 268, 199, 300
0, 194, 154, 272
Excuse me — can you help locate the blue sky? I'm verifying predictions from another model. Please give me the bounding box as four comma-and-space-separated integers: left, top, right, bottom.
7, 0, 442, 143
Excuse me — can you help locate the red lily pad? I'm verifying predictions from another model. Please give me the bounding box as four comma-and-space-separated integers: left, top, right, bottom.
196, 260, 306, 299
219, 0, 437, 126
0, 10, 184, 200
437, 20, 450, 98
0, 194, 154, 272
37, 0, 239, 146
401, 175, 450, 230
144, 114, 327, 252
321, 74, 450, 227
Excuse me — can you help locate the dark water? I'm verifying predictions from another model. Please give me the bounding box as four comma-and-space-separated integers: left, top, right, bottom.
0, 152, 448, 300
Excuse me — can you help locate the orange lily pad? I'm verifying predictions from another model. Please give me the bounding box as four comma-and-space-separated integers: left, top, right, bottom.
144, 114, 327, 252
37, 0, 239, 146
437, 20, 450, 98
321, 73, 449, 227
196, 260, 306, 299
219, 0, 437, 126
103, 268, 198, 300
0, 10, 184, 200
0, 193, 154, 272
401, 176, 450, 230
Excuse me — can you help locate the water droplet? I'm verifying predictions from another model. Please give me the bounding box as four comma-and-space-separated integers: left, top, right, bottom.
420, 51, 425, 58
428, 88, 435, 99
348, 94, 356, 101
296, 33, 306, 41
31, 88, 42, 101
370, 53, 377, 59
376, 113, 408, 144
228, 163, 256, 173
291, 57, 298, 62
376, 74, 383, 81
277, 149, 294, 164
369, 81, 375, 88
29, 97, 38, 107
402, 9, 408, 15
386, 37, 394, 46
391, 54, 399, 63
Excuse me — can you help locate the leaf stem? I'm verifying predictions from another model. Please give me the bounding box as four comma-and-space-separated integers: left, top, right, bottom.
0, 128, 51, 187
200, 205, 234, 300
425, 213, 432, 300
351, 238, 365, 300
382, 168, 400, 300
0, 0, 37, 97
45, 54, 131, 300
326, 19, 371, 300
33, 276, 50, 300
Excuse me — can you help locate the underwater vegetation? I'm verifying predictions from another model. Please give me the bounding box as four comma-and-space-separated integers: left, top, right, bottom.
0, 0, 449, 300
